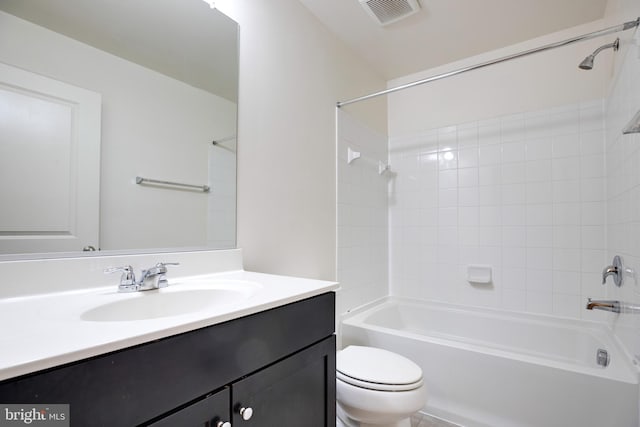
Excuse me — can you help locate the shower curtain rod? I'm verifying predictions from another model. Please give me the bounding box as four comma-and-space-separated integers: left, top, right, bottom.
337, 17, 640, 108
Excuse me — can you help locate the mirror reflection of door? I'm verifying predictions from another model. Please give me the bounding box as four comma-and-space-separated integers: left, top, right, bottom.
0, 62, 101, 254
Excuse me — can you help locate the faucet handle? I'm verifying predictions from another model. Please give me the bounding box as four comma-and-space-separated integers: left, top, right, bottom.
157, 262, 180, 269
104, 265, 136, 286
602, 255, 623, 287
150, 262, 180, 275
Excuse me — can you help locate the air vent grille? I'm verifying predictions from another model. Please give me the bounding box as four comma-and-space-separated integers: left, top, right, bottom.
360, 0, 421, 26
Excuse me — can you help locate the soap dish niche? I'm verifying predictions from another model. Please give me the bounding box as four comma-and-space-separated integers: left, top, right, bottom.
467, 265, 492, 284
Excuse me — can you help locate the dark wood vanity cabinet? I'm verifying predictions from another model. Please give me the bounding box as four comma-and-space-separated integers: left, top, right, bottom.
0, 293, 336, 427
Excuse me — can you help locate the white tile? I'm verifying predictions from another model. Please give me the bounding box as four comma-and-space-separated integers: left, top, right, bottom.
502, 205, 526, 226
503, 246, 526, 267
525, 113, 552, 140
553, 226, 581, 248
478, 186, 502, 206
458, 187, 479, 206
553, 270, 581, 294
580, 178, 604, 202
553, 248, 581, 272
478, 122, 501, 146
552, 157, 580, 181
553, 180, 581, 203
458, 147, 479, 168
526, 269, 553, 292
457, 123, 479, 147
526, 182, 553, 204
553, 293, 581, 319
527, 226, 553, 247
581, 249, 606, 273
479, 165, 502, 186
502, 141, 526, 163
502, 184, 527, 205
550, 109, 580, 136
477, 245, 502, 266
581, 155, 604, 179
552, 133, 580, 158
502, 162, 526, 184
526, 137, 553, 160
479, 226, 501, 246
458, 168, 479, 187
503, 289, 527, 310
502, 265, 527, 286
580, 105, 604, 132
526, 159, 552, 182
479, 145, 502, 165
526, 291, 553, 316
479, 206, 502, 226
438, 126, 457, 150
459, 227, 479, 246
459, 245, 479, 265
438, 150, 458, 170
527, 247, 553, 270
437, 246, 458, 264
527, 204, 553, 225
502, 226, 526, 247
439, 189, 458, 207
438, 227, 459, 247
580, 201, 604, 225
501, 113, 525, 142
438, 207, 458, 227
580, 130, 604, 155
552, 204, 580, 227
581, 225, 605, 249
459, 206, 479, 227
439, 170, 458, 188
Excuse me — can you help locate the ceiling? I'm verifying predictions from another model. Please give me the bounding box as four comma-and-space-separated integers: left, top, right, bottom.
299, 0, 609, 80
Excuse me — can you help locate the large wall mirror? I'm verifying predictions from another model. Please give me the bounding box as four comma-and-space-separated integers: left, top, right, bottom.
0, 0, 238, 258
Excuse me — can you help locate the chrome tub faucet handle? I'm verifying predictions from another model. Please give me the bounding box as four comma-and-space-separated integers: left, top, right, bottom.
602, 255, 623, 287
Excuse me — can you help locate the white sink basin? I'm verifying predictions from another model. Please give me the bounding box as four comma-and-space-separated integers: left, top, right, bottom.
81, 280, 261, 322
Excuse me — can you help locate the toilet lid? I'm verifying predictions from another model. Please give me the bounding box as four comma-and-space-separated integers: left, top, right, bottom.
337, 346, 423, 391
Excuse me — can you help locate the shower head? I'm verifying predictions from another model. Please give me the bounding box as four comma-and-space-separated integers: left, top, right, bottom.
579, 38, 619, 70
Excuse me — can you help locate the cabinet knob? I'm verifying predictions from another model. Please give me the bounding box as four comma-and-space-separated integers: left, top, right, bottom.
216, 422, 231, 427
239, 406, 253, 421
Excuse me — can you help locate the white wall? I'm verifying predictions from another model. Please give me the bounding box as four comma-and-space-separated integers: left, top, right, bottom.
389, 100, 608, 318
385, 19, 623, 318
387, 20, 614, 135
603, 0, 640, 379
214, 0, 387, 280
0, 11, 237, 251
337, 109, 388, 315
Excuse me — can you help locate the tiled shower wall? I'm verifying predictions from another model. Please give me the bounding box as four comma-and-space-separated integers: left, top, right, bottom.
604, 36, 640, 361
389, 101, 607, 320
337, 109, 388, 315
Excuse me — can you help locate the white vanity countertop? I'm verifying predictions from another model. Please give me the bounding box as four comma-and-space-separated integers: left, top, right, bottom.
0, 269, 338, 381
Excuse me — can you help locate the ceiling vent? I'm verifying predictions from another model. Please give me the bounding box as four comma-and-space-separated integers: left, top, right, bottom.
359, 0, 421, 26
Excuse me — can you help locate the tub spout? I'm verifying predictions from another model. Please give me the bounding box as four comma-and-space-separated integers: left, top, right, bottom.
586, 298, 621, 313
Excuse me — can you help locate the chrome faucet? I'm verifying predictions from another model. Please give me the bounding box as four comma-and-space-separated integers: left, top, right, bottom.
105, 262, 179, 292
586, 298, 621, 313
602, 255, 623, 286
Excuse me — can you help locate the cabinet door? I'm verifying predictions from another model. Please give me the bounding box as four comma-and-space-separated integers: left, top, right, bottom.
232, 336, 336, 427
147, 387, 230, 427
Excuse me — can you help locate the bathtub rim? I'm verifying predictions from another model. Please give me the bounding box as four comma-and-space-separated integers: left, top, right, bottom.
339, 296, 639, 385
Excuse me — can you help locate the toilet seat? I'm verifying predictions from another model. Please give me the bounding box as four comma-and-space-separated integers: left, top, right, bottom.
337, 346, 423, 392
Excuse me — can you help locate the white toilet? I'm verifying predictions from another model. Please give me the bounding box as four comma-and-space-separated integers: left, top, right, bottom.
336, 345, 427, 427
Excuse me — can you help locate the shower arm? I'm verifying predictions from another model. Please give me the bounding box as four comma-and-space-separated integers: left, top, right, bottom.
590, 39, 620, 57
337, 17, 640, 108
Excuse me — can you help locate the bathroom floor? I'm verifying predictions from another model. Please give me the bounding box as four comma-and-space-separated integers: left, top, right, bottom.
411, 413, 462, 427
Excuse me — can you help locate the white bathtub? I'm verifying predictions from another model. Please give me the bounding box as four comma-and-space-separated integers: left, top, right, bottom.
340, 297, 639, 427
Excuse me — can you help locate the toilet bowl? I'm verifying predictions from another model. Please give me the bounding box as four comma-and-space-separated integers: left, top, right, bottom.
336, 346, 427, 427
